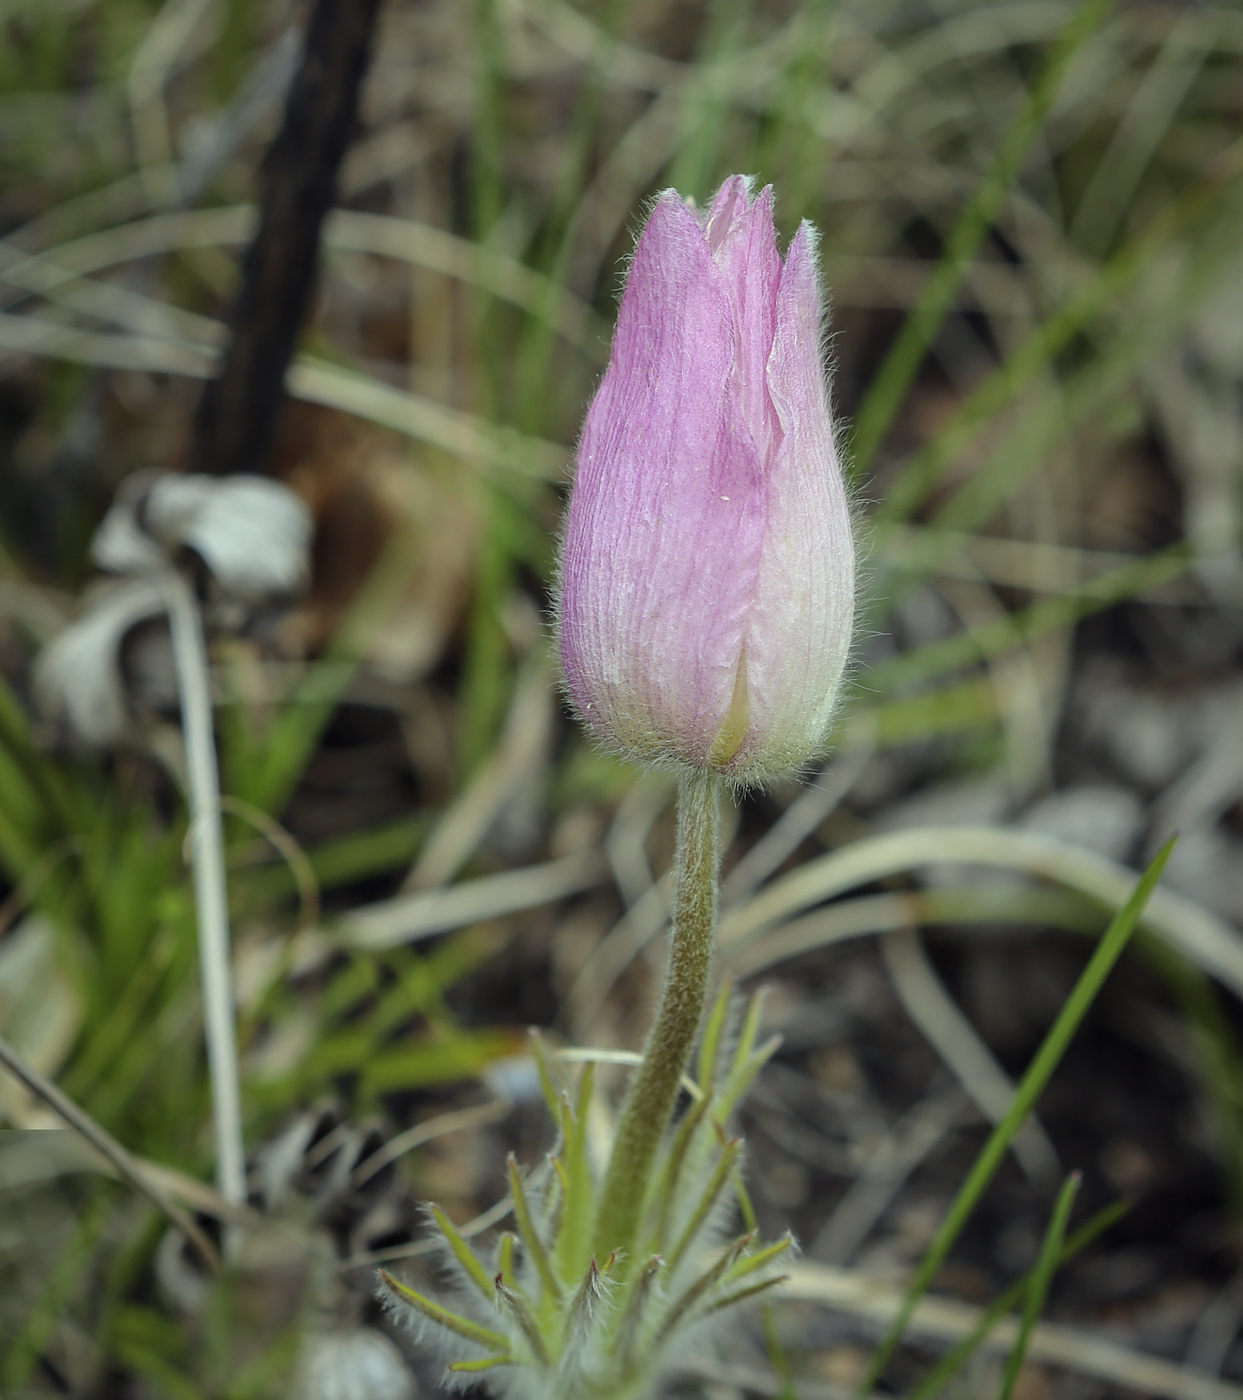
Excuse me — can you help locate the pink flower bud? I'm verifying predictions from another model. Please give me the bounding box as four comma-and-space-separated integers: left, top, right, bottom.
557, 176, 855, 785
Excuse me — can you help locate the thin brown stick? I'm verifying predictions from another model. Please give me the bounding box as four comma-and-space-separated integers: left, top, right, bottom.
0, 1031, 221, 1273
191, 0, 384, 476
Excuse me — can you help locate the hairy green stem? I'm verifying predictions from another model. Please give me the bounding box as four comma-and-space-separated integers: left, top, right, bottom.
592, 770, 721, 1265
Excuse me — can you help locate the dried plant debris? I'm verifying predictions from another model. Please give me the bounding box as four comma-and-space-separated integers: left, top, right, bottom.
91, 470, 313, 601
34, 470, 312, 747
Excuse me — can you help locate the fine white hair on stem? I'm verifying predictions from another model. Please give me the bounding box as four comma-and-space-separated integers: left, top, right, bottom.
162, 567, 246, 1208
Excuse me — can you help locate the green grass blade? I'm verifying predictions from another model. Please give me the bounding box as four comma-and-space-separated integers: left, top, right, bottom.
472, 0, 504, 241
905, 1197, 1129, 1400
669, 0, 754, 203
855, 836, 1175, 1397
748, 0, 836, 227
849, 0, 1114, 476
866, 544, 1190, 695
996, 1171, 1081, 1400
873, 138, 1243, 528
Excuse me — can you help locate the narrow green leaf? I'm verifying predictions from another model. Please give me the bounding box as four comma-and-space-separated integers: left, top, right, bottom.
379, 1270, 509, 1351
724, 1232, 795, 1287
732, 987, 765, 1067
613, 1254, 663, 1372
905, 1197, 1129, 1400
494, 1276, 551, 1367
704, 1273, 790, 1316
563, 1255, 603, 1344
996, 1172, 1082, 1400
849, 0, 1115, 475
855, 837, 1174, 1397
497, 1231, 517, 1285
667, 1135, 741, 1273
650, 1090, 713, 1246
658, 1231, 754, 1342
734, 1168, 759, 1234
762, 1298, 797, 1400
529, 1029, 562, 1121
556, 1060, 595, 1279
448, 1354, 512, 1374
697, 978, 733, 1090
718, 1032, 782, 1122
507, 1152, 563, 1303
430, 1204, 495, 1303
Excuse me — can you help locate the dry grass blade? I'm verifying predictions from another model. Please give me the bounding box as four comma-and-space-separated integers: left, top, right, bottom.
722, 716, 876, 905
0, 1130, 257, 1224
0, 243, 222, 344
0, 1033, 220, 1273
0, 313, 567, 480
606, 777, 673, 911
880, 527, 1229, 605
725, 887, 1104, 980
810, 1086, 966, 1265
288, 360, 568, 479
163, 570, 245, 1208
0, 310, 214, 375
327, 210, 607, 351
220, 795, 319, 935
786, 1261, 1237, 1400
331, 849, 610, 953
350, 1098, 510, 1188
127, 0, 214, 200
0, 203, 602, 340
881, 927, 1060, 1186
562, 872, 672, 1039
720, 826, 1243, 1000
403, 653, 552, 892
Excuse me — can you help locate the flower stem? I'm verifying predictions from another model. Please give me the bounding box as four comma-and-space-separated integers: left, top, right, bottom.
163, 570, 247, 1208
592, 770, 721, 1266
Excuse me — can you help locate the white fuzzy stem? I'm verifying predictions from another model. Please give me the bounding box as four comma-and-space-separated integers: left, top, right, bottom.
163, 569, 246, 1207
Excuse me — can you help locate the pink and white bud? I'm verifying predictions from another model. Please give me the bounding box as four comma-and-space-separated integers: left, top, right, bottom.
557, 176, 855, 785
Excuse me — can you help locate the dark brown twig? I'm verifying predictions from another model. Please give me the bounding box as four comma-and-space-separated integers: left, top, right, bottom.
191, 0, 385, 477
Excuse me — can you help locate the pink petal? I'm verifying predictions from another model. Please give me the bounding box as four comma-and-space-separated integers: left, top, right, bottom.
706, 183, 783, 469
561, 191, 767, 768
733, 220, 854, 775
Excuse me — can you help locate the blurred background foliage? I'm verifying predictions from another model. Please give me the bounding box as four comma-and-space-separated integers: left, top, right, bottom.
2, 0, 1243, 1396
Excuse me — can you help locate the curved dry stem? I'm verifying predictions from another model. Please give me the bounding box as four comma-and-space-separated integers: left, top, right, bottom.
0, 1031, 220, 1273
163, 570, 246, 1208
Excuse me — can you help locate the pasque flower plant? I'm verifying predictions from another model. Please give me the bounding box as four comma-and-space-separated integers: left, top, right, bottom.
381, 178, 854, 1398
560, 174, 855, 786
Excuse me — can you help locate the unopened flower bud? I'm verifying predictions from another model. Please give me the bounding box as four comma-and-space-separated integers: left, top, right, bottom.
558, 176, 855, 785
